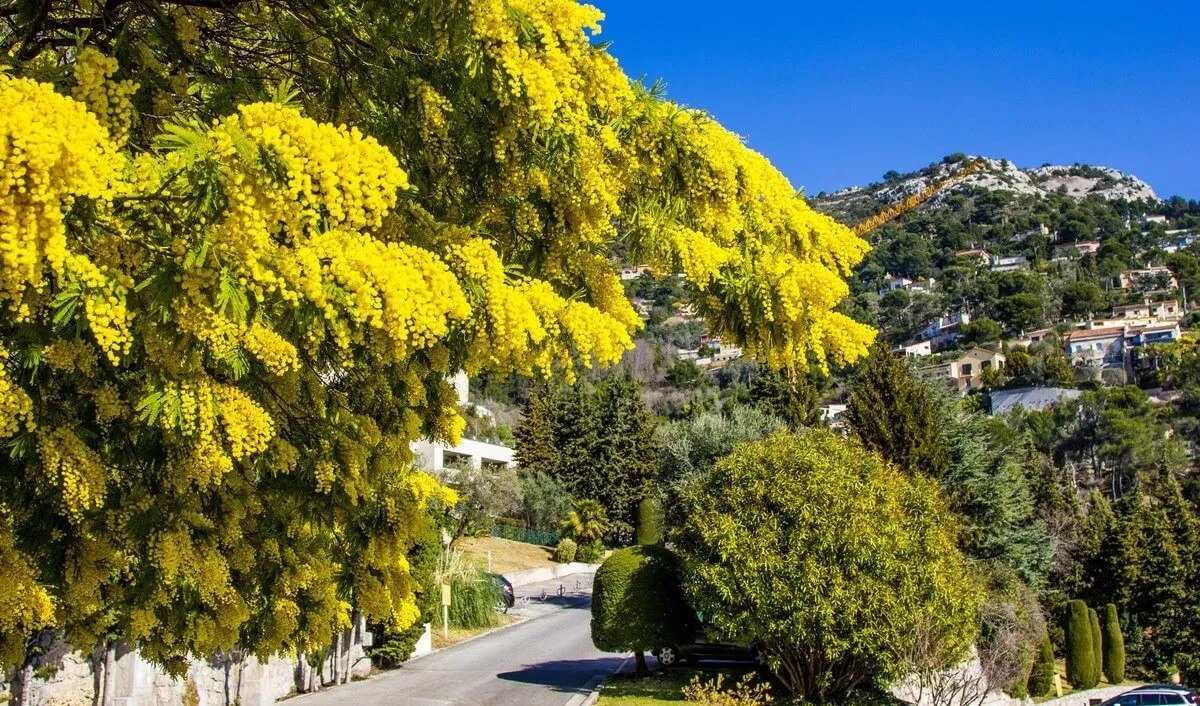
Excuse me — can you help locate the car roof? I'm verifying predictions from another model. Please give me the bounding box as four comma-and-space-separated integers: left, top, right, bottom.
1131, 684, 1193, 691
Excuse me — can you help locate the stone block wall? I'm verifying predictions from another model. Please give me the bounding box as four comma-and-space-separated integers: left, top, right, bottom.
2, 617, 374, 706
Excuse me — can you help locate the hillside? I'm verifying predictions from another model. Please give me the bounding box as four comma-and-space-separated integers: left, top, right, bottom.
814, 155, 1159, 225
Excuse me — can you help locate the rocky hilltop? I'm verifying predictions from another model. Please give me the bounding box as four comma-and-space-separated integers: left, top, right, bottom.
816, 157, 1158, 222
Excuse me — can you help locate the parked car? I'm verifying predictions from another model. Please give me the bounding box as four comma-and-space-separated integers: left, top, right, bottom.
1129, 685, 1200, 705
1101, 686, 1200, 706
653, 625, 767, 668
489, 574, 515, 613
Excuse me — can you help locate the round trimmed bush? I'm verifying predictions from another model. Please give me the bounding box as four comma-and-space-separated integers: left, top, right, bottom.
1065, 600, 1096, 689
1027, 631, 1056, 697
1102, 603, 1125, 684
591, 545, 696, 675
554, 538, 577, 563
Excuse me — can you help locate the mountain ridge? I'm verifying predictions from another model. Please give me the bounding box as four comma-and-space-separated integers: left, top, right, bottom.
814, 156, 1159, 225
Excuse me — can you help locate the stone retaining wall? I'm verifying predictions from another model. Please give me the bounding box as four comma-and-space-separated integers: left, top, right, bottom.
2, 617, 373, 706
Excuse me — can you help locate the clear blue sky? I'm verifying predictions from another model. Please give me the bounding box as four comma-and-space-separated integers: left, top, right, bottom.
593, 1, 1200, 199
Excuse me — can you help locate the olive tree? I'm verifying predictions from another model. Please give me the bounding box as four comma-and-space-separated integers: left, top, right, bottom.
676, 430, 983, 701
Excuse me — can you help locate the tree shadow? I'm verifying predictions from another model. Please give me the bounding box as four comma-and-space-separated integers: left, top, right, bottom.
496, 657, 629, 693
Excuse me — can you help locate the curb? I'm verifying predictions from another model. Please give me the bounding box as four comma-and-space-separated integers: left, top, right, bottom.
566, 655, 631, 706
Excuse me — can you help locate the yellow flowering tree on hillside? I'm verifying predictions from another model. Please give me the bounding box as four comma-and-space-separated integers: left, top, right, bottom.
0, 0, 874, 669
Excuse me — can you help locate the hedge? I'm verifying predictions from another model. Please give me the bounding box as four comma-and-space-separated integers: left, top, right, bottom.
1102, 603, 1125, 684
636, 496, 665, 546
1065, 600, 1097, 688
1088, 607, 1103, 686
1027, 631, 1056, 697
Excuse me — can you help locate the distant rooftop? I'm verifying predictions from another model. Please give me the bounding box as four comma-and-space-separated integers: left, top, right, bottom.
989, 387, 1082, 415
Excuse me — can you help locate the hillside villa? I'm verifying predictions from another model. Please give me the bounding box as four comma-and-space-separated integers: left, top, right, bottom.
922, 347, 1007, 394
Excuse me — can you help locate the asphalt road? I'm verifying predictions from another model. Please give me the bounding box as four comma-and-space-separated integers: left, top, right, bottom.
291, 573, 625, 706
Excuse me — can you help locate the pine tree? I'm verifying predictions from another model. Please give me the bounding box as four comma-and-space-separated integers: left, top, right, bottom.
515, 375, 657, 542
513, 384, 561, 474
1088, 607, 1103, 685
1118, 484, 1188, 678
925, 378, 1052, 588
1154, 473, 1200, 681
748, 367, 823, 428
1102, 603, 1126, 684
846, 344, 950, 478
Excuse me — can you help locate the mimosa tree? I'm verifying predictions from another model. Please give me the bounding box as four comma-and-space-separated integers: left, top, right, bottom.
0, 0, 874, 670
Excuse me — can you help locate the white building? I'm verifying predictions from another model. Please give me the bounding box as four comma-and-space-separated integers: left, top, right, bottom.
921, 312, 970, 348
409, 372, 516, 470
895, 341, 933, 357
990, 254, 1029, 272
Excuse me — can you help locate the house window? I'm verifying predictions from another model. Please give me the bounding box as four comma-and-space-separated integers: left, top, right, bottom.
982, 360, 992, 370
962, 363, 973, 376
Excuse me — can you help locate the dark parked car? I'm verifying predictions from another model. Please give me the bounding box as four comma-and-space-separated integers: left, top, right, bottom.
653, 622, 766, 668
489, 574, 515, 613
1101, 686, 1200, 706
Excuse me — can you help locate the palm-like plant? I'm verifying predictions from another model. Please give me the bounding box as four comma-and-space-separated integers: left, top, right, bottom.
560, 499, 608, 543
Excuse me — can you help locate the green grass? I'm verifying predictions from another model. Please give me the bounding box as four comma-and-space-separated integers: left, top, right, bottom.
596, 667, 764, 705
595, 667, 905, 705
595, 669, 696, 704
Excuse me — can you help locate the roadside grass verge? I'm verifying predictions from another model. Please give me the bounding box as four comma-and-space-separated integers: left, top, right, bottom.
431, 614, 519, 651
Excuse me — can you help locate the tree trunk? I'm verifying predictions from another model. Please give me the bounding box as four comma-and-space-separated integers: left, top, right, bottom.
101, 641, 116, 706
634, 650, 649, 677
18, 662, 33, 706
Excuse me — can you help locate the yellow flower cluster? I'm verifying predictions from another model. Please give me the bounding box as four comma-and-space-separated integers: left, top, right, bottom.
446, 239, 634, 376
42, 338, 99, 375
160, 379, 273, 463
66, 254, 133, 364
38, 427, 107, 524
92, 385, 124, 424
0, 528, 55, 667
0, 74, 120, 318
0, 345, 33, 438
72, 48, 139, 145
242, 322, 300, 374
623, 101, 875, 370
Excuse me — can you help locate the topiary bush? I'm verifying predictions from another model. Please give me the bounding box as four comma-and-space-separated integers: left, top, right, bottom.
591, 545, 696, 676
676, 431, 983, 702
636, 495, 665, 546
1027, 631, 1056, 697
1088, 607, 1103, 685
554, 538, 577, 563
1065, 600, 1096, 689
576, 539, 605, 564
1102, 603, 1125, 684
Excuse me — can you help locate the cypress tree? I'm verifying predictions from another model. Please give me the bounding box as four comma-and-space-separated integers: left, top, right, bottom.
1065, 600, 1096, 688
1102, 603, 1125, 684
1088, 607, 1103, 685
636, 496, 664, 546
845, 343, 950, 478
1027, 631, 1056, 697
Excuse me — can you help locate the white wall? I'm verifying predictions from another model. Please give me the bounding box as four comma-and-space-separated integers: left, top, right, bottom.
2, 618, 373, 706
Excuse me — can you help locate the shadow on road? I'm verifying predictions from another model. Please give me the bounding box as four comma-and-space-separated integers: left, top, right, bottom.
496, 657, 627, 692
513, 594, 593, 611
